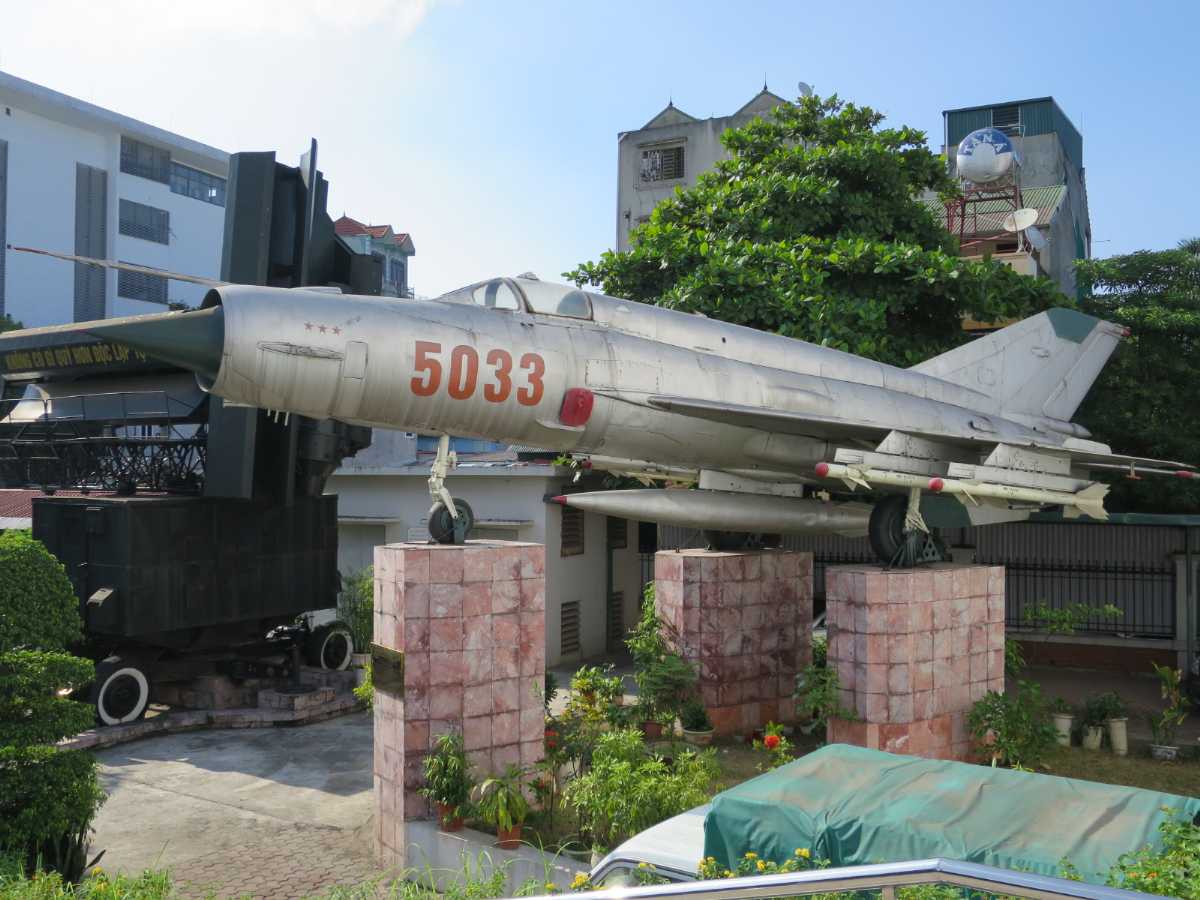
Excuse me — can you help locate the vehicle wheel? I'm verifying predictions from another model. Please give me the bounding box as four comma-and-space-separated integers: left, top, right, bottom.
868, 494, 909, 564
704, 530, 750, 552
428, 499, 475, 544
306, 622, 354, 671
93, 660, 151, 726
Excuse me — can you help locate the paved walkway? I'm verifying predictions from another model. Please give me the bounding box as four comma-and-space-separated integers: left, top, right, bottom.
92, 711, 384, 898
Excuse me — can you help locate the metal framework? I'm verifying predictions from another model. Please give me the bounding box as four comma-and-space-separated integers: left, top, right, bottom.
0, 390, 206, 493
530, 858, 1152, 900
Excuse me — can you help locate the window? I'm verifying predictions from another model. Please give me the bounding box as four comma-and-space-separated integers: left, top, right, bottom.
560, 600, 580, 656
470, 279, 520, 311
170, 162, 226, 206
518, 280, 592, 319
992, 105, 1020, 131
606, 516, 627, 550
119, 199, 169, 244
117, 262, 168, 304
120, 136, 170, 183
560, 505, 584, 557
640, 145, 685, 182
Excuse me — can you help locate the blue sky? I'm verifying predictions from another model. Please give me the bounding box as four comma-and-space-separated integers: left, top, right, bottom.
3, 0, 1197, 296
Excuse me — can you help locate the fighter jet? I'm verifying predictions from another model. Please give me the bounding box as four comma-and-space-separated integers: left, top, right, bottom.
7, 275, 1194, 564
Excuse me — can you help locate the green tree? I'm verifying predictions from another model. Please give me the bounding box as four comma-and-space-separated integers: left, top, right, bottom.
0, 314, 24, 334
567, 94, 1064, 367
1075, 239, 1200, 512
0, 531, 102, 880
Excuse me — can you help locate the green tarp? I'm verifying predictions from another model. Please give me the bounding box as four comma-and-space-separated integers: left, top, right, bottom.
703, 744, 1200, 885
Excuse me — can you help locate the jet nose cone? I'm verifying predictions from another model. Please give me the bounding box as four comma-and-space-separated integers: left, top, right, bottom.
84, 305, 224, 379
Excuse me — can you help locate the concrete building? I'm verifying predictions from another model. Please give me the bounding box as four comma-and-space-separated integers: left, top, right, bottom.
329, 433, 649, 668
0, 71, 229, 328
927, 97, 1090, 299
333, 216, 415, 298
616, 87, 789, 251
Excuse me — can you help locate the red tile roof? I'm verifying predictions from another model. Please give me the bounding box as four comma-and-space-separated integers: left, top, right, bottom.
334, 216, 410, 247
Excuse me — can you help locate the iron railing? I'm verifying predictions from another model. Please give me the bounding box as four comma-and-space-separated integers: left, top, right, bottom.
527, 858, 1153, 900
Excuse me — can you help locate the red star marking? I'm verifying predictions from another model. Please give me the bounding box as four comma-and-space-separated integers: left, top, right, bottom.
304, 322, 313, 331
318, 325, 327, 333
332, 326, 342, 335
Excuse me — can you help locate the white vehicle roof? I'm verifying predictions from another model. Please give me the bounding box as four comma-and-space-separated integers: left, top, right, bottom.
589, 803, 709, 885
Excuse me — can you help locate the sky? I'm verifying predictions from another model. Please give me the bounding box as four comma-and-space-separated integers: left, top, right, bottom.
1, 0, 1197, 297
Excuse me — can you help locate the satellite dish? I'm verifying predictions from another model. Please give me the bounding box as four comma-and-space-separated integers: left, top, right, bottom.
956, 127, 1019, 184
798, 81, 814, 98
1003, 208, 1038, 232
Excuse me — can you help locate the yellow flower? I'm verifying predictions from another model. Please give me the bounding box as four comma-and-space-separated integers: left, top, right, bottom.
795, 847, 811, 859
744, 851, 757, 859
570, 874, 588, 888
637, 862, 653, 869
756, 860, 766, 872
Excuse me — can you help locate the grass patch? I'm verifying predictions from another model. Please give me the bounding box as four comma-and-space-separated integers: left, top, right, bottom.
1040, 744, 1200, 796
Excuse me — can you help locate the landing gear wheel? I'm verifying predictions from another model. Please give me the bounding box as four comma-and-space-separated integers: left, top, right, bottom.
868, 495, 909, 565
93, 660, 150, 726
429, 499, 475, 545
306, 623, 355, 671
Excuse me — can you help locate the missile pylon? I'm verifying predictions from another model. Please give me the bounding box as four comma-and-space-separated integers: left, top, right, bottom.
551, 489, 871, 537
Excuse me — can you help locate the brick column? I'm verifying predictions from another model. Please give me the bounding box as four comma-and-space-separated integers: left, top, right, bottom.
372, 541, 545, 868
825, 563, 1005, 761
655, 549, 812, 736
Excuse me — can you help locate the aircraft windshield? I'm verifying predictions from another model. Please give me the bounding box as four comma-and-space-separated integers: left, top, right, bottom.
517, 280, 593, 319
437, 279, 521, 311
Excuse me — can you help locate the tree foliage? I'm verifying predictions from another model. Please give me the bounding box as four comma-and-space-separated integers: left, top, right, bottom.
0, 314, 24, 334
567, 94, 1064, 367
1075, 239, 1200, 512
0, 533, 101, 879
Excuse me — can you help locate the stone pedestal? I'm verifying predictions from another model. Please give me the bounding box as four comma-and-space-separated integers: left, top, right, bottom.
825, 563, 1005, 761
655, 549, 812, 736
373, 541, 546, 869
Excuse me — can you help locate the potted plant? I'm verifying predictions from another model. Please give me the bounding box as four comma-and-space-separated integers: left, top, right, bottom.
1050, 697, 1075, 747
1080, 696, 1107, 751
418, 731, 474, 831
680, 698, 715, 746
1098, 691, 1128, 757
636, 653, 697, 738
473, 764, 530, 849
1149, 663, 1189, 761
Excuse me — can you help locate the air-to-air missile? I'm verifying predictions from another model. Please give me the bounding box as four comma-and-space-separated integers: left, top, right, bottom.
4, 274, 1193, 564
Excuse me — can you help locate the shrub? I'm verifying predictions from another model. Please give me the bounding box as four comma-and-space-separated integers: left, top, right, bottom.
1149, 663, 1188, 747
0, 535, 103, 881
565, 728, 717, 851
794, 663, 856, 737
337, 566, 374, 653
1103, 810, 1200, 896
626, 587, 697, 724
752, 721, 793, 770
473, 765, 530, 832
679, 698, 712, 732
418, 731, 474, 821
967, 681, 1056, 769
0, 860, 173, 898
811, 633, 827, 669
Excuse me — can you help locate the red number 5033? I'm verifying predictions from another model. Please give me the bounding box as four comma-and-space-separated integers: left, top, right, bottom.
410, 341, 544, 407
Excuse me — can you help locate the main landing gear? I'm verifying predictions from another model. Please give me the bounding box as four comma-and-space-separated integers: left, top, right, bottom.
868, 487, 946, 568
427, 434, 475, 544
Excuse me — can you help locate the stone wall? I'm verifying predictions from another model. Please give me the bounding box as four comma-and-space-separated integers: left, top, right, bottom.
655, 549, 813, 735
373, 541, 546, 868
825, 564, 1005, 760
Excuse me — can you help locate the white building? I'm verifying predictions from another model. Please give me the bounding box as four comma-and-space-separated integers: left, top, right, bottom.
0, 71, 228, 328
330, 432, 649, 668
616, 87, 789, 251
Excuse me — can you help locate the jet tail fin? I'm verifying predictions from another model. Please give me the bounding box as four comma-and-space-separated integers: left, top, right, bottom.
910, 308, 1125, 423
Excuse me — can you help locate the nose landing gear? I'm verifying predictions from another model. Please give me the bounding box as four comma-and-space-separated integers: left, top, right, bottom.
426, 434, 475, 544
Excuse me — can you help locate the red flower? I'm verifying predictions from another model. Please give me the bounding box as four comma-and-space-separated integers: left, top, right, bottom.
764, 734, 781, 750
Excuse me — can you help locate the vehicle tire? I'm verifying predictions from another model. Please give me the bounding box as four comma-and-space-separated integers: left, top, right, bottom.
868, 494, 909, 564
428, 499, 475, 544
306, 622, 354, 671
93, 660, 151, 726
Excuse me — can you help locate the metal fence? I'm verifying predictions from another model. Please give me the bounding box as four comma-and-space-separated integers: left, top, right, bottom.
657, 520, 1199, 644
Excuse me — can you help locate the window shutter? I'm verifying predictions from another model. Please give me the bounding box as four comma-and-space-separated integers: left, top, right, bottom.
74, 163, 107, 321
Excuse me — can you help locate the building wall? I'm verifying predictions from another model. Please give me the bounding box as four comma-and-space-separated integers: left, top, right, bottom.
0, 72, 227, 327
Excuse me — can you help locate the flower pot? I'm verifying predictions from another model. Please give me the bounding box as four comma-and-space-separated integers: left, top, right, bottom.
435, 803, 464, 832
1081, 725, 1104, 751
1106, 717, 1128, 757
641, 720, 663, 740
682, 728, 714, 747
1150, 743, 1179, 762
1052, 713, 1074, 747
496, 824, 523, 849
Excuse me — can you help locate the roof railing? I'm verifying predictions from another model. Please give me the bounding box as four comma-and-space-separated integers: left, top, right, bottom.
520, 858, 1155, 900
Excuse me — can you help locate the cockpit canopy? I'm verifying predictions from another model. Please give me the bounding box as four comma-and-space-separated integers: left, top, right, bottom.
436, 277, 594, 320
